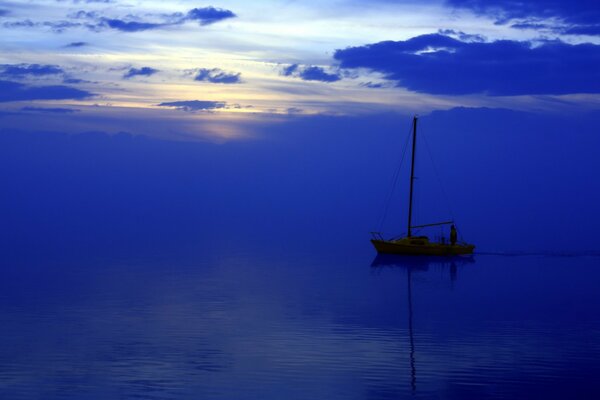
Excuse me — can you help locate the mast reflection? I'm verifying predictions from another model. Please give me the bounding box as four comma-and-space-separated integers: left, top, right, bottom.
370, 255, 475, 393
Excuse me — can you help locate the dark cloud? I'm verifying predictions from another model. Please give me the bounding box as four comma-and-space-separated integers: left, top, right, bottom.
21, 107, 80, 113
360, 82, 387, 89
2, 20, 35, 28
281, 64, 299, 76
185, 7, 236, 25
66, 41, 88, 47
102, 18, 162, 32
510, 22, 554, 30
43, 20, 83, 32
0, 9, 9, 16
157, 100, 227, 111
334, 34, 600, 96
299, 66, 341, 82
0, 80, 93, 102
437, 29, 486, 42
447, 0, 600, 25
69, 10, 99, 19
194, 68, 241, 84
0, 63, 64, 77
446, 0, 600, 35
123, 67, 159, 79
63, 78, 90, 84
70, 6, 235, 32
2, 19, 87, 32
281, 64, 341, 83
4, 6, 236, 33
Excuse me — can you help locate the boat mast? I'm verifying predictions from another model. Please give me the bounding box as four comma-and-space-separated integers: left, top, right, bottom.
407, 116, 417, 237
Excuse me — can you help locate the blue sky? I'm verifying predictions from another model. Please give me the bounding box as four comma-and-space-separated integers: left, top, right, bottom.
1, 0, 599, 139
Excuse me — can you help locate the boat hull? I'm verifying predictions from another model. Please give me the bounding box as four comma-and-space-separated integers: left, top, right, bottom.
371, 239, 475, 256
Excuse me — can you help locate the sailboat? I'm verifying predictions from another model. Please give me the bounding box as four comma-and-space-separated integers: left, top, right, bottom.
371, 116, 475, 256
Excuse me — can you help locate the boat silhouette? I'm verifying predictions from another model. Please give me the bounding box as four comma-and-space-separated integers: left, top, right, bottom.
371, 116, 475, 256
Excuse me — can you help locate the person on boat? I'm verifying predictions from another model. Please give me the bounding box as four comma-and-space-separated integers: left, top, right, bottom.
450, 224, 457, 246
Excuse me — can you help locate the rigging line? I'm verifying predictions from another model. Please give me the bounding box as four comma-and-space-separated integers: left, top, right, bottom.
377, 123, 413, 233
420, 125, 456, 221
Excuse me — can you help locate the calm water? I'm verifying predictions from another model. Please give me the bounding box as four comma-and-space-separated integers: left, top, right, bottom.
2, 127, 600, 399
2, 244, 599, 400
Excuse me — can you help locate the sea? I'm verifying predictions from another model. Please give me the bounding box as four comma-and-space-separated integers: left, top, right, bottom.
1, 120, 600, 399
2, 243, 599, 399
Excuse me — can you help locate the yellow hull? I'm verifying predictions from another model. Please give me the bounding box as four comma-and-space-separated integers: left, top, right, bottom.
371, 239, 475, 256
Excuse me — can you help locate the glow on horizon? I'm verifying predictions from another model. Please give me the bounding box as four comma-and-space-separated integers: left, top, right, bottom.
1, 0, 600, 140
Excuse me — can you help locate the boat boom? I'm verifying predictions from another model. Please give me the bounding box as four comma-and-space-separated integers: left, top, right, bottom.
410, 221, 454, 229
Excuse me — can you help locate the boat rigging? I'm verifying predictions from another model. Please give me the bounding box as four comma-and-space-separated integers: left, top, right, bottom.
371, 116, 475, 256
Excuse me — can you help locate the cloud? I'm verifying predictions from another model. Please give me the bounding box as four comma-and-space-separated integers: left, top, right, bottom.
66, 41, 88, 47
185, 7, 236, 26
281, 64, 341, 83
281, 64, 299, 76
21, 107, 80, 113
101, 18, 162, 32
299, 66, 341, 82
446, 0, 600, 35
194, 68, 241, 84
2, 19, 88, 33
510, 22, 554, 31
123, 67, 159, 79
3, 6, 236, 33
360, 82, 387, 89
69, 10, 99, 19
0, 9, 9, 16
447, 0, 600, 25
0, 63, 64, 78
437, 29, 485, 42
334, 34, 600, 96
0, 80, 94, 102
157, 100, 227, 111
63, 78, 90, 84
69, 6, 236, 32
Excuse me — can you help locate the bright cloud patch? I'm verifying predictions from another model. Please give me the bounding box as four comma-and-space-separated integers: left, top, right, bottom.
157, 100, 227, 111
194, 68, 241, 84
334, 34, 600, 96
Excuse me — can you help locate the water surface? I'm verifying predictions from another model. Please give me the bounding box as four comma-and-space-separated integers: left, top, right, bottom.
2, 245, 599, 399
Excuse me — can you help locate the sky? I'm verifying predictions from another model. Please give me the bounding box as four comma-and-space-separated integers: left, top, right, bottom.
1, 0, 600, 139
1, 0, 600, 253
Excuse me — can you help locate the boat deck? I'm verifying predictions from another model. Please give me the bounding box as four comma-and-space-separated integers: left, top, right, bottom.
371, 237, 475, 256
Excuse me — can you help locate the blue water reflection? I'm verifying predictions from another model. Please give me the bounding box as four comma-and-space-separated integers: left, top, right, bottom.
2, 244, 599, 399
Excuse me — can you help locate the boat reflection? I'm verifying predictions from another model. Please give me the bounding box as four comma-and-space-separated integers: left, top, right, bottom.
370, 254, 475, 270
370, 254, 475, 392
